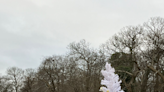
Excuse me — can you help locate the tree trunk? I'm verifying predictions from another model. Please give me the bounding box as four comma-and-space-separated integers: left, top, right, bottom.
140, 69, 150, 92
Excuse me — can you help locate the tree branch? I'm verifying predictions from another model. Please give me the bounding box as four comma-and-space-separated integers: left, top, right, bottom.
147, 65, 164, 81
116, 70, 133, 76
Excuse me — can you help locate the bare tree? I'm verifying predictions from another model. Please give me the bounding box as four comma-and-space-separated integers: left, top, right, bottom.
103, 26, 143, 92
143, 17, 164, 92
20, 68, 36, 92
36, 55, 69, 92
0, 75, 14, 92
7, 67, 24, 92
68, 39, 105, 92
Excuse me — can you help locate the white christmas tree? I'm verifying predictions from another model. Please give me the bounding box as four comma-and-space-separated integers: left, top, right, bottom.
100, 62, 124, 92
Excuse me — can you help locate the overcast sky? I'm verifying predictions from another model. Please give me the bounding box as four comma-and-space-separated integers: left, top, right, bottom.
0, 0, 164, 75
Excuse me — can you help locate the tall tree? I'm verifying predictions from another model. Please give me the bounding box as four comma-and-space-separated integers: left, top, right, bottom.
68, 39, 105, 92
36, 55, 69, 92
143, 17, 164, 91
20, 68, 36, 92
104, 26, 143, 92
7, 67, 24, 92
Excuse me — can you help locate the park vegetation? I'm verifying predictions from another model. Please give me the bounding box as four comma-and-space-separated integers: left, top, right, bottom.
1, 17, 164, 92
